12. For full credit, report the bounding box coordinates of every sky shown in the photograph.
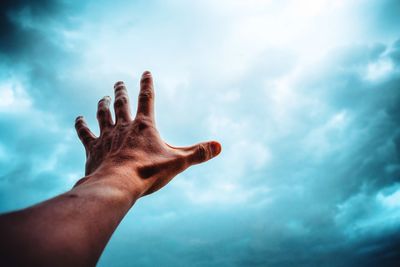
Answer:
[0,0,400,266]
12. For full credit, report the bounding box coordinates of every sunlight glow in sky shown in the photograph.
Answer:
[1,0,400,266]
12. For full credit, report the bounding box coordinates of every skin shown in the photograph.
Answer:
[0,71,221,267]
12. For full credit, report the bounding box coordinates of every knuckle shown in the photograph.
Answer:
[117,110,128,120]
[135,114,146,122]
[135,117,152,131]
[138,89,153,101]
[114,96,129,108]
[137,121,149,131]
[141,76,152,84]
[97,105,110,118]
[82,136,92,146]
[75,119,85,128]
[77,128,89,137]
[196,144,208,162]
[97,108,106,118]
[114,86,126,95]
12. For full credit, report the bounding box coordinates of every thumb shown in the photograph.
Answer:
[184,141,222,166]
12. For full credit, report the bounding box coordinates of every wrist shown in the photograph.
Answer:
[73,164,146,205]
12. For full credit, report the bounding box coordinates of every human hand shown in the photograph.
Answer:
[74,71,221,197]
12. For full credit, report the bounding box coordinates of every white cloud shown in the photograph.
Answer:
[174,177,270,205]
[364,58,395,81]
[377,186,400,208]
[0,80,32,112]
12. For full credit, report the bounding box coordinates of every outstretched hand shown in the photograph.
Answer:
[0,71,221,267]
[74,71,221,196]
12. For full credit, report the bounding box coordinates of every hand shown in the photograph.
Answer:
[74,71,221,196]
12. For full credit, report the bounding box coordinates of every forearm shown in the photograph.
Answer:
[0,169,142,267]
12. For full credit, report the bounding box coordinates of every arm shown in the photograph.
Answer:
[0,71,221,267]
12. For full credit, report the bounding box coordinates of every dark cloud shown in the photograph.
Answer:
[0,0,97,115]
[0,0,62,59]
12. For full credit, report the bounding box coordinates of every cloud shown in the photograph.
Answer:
[0,0,60,57]
[0,1,399,266]
[0,78,81,210]
[0,79,32,111]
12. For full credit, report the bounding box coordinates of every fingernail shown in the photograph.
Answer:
[75,115,84,122]
[210,141,222,156]
[99,96,111,105]
[114,81,124,88]
[142,71,152,77]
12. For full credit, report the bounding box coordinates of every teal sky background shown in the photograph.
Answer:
[0,0,400,266]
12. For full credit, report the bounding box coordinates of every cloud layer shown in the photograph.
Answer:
[0,0,399,266]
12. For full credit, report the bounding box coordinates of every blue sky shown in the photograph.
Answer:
[1,0,400,266]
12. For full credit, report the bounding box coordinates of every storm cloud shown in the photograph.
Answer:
[0,1,399,266]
